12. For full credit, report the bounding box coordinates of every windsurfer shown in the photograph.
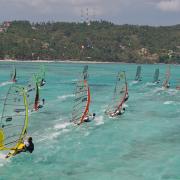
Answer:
[84,113,96,122]
[23,137,34,153]
[5,137,34,158]
[37,99,45,109]
[40,79,46,87]
[116,107,125,115]
[110,108,125,117]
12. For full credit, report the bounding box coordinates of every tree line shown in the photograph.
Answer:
[0,20,180,63]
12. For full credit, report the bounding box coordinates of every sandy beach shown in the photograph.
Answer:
[0,59,121,64]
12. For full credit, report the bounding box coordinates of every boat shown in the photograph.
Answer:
[134,65,142,81]
[162,65,170,88]
[105,71,128,117]
[0,84,29,158]
[71,65,91,125]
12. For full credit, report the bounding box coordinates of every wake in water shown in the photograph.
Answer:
[0,81,13,87]
[129,80,139,86]
[35,119,72,143]
[57,94,74,101]
[145,82,157,87]
[94,115,104,126]
[54,121,72,130]
[163,101,175,105]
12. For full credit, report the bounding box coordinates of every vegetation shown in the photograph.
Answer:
[0,20,180,63]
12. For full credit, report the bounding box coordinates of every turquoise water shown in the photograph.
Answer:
[0,62,180,180]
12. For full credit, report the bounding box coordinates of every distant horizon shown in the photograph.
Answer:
[0,0,180,26]
[0,19,180,27]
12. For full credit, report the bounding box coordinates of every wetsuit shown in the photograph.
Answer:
[24,141,34,153]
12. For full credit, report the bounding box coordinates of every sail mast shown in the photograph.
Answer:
[71,65,90,125]
[105,71,128,117]
[162,65,170,88]
[0,85,28,151]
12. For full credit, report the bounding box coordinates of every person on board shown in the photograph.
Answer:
[155,80,160,84]
[84,113,96,122]
[40,79,46,87]
[42,98,45,105]
[117,107,125,115]
[37,98,45,109]
[5,137,34,158]
[111,107,125,117]
[23,137,34,153]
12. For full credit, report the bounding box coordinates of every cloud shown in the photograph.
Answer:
[0,0,179,25]
[157,0,180,12]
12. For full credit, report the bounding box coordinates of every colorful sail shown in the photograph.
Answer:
[27,79,40,111]
[153,68,160,83]
[105,71,128,117]
[34,66,46,87]
[162,65,170,88]
[0,84,28,152]
[11,66,17,82]
[71,66,91,125]
[135,65,142,81]
[34,83,39,111]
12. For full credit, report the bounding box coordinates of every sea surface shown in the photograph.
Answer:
[0,62,180,180]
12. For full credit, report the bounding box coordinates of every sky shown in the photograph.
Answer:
[0,0,180,26]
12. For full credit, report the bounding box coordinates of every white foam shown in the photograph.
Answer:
[145,82,156,86]
[167,89,178,95]
[164,101,174,105]
[57,94,74,101]
[0,153,6,165]
[0,81,12,87]
[54,122,71,130]
[153,87,164,93]
[123,103,128,108]
[129,81,138,86]
[51,131,61,138]
[0,153,5,159]
[84,131,90,136]
[95,115,104,126]
[72,79,78,82]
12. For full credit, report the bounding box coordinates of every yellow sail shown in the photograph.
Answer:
[0,85,28,151]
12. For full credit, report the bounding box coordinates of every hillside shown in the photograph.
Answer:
[0,20,180,63]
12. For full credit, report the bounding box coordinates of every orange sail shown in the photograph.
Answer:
[71,65,91,125]
[80,81,91,124]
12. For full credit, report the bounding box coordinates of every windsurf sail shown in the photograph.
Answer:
[134,65,142,81]
[34,83,39,111]
[162,65,170,88]
[153,68,160,83]
[11,66,17,82]
[105,71,128,117]
[26,79,40,111]
[0,84,28,152]
[71,65,90,125]
[34,66,46,87]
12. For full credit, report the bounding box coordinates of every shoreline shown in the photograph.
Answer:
[0,59,124,64]
[0,59,179,65]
